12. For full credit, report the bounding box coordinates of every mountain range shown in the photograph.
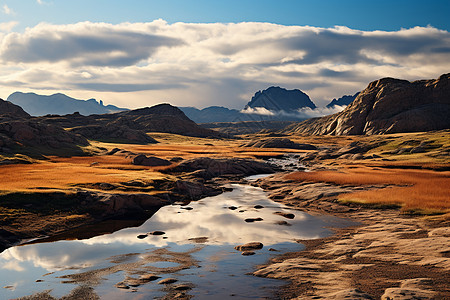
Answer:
[7,92,127,116]
[8,87,358,124]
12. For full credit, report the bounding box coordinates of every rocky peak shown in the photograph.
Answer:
[245,86,316,112]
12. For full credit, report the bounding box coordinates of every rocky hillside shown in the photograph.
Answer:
[39,103,222,141]
[283,73,450,135]
[245,86,316,112]
[7,92,127,116]
[0,99,89,158]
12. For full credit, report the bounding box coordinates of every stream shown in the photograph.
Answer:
[0,176,355,299]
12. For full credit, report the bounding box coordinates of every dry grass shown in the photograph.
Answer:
[0,157,173,194]
[285,166,450,213]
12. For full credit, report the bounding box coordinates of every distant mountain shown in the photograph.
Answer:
[283,73,450,135]
[245,86,316,112]
[7,92,128,116]
[326,92,359,108]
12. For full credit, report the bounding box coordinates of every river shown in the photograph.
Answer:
[0,178,355,299]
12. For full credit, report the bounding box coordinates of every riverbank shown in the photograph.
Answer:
[252,171,450,299]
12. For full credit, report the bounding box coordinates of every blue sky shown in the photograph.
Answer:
[3,0,450,31]
[0,0,449,110]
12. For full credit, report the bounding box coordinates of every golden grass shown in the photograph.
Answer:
[285,166,450,213]
[0,157,173,194]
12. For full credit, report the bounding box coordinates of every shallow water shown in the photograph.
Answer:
[0,183,355,299]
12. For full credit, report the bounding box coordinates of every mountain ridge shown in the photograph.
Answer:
[282,73,450,135]
[7,92,128,116]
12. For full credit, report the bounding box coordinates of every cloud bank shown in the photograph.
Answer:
[241,105,346,119]
[0,20,449,109]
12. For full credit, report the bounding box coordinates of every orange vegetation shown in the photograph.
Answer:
[0,156,172,193]
[285,166,450,213]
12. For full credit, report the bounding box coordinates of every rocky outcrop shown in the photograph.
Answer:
[284,73,450,135]
[0,118,89,156]
[242,138,317,150]
[245,86,316,112]
[132,154,171,166]
[166,157,276,179]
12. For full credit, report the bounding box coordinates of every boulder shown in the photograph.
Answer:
[242,138,317,150]
[234,242,263,251]
[132,154,171,167]
[166,157,276,179]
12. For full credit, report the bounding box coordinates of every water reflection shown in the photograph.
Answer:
[0,184,355,299]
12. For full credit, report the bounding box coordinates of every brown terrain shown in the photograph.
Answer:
[1,73,450,299]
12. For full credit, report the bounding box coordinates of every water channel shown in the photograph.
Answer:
[0,177,355,299]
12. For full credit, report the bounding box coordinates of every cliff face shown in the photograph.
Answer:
[283,73,450,135]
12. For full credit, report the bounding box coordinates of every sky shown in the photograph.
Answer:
[0,0,449,109]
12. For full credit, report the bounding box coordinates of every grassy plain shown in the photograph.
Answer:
[0,130,449,248]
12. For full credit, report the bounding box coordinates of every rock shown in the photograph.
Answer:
[188,237,208,243]
[170,156,183,162]
[139,274,160,282]
[241,251,256,256]
[235,242,263,251]
[148,231,165,236]
[275,220,291,226]
[173,284,192,291]
[273,211,295,219]
[283,73,450,135]
[124,278,142,287]
[242,138,317,150]
[244,217,263,223]
[158,278,178,284]
[115,282,130,289]
[132,154,171,166]
[328,288,373,299]
[175,180,222,200]
[96,193,169,216]
[228,206,238,210]
[137,234,147,239]
[180,206,193,210]
[381,278,436,300]
[166,157,276,179]
[254,205,264,209]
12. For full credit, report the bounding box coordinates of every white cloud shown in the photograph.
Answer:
[241,105,347,119]
[0,21,18,32]
[0,20,449,109]
[241,107,275,116]
[2,4,14,15]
